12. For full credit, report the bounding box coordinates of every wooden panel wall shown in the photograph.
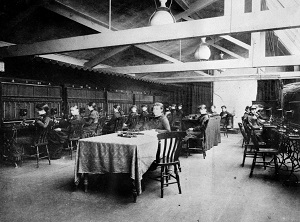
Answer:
[1,81,62,121]
[107,92,133,115]
[135,94,154,111]
[65,87,105,116]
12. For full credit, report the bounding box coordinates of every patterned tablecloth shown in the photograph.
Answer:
[74,130,158,194]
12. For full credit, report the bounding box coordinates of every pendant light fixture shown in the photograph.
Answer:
[220,52,224,59]
[194,37,211,61]
[149,0,176,26]
[218,52,226,73]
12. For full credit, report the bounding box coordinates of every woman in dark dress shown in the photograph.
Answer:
[189,104,209,133]
[102,104,123,134]
[144,102,171,133]
[83,102,99,136]
[125,105,139,130]
[50,106,85,158]
[139,104,149,129]
[18,103,54,157]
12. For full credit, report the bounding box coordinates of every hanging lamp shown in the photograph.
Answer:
[149,0,176,26]
[194,37,211,61]
[218,52,226,73]
[220,52,224,59]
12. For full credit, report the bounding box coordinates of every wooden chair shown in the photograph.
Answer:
[249,129,279,178]
[22,126,51,168]
[65,122,84,160]
[185,119,209,159]
[113,117,125,132]
[127,115,139,130]
[220,117,228,137]
[93,116,106,136]
[239,122,266,167]
[152,131,186,198]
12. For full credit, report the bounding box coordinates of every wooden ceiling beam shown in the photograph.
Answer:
[84,46,131,68]
[101,54,300,74]
[174,0,203,19]
[219,35,251,50]
[1,6,300,57]
[36,54,110,69]
[44,1,211,76]
[207,42,245,59]
[0,41,113,69]
[44,1,113,33]
[174,0,219,21]
[175,0,251,56]
[106,59,252,74]
[155,71,300,83]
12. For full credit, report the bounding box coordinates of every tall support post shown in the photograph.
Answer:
[224,0,232,16]
[250,0,266,67]
[231,0,245,15]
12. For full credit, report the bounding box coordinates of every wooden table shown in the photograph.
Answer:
[74,131,158,202]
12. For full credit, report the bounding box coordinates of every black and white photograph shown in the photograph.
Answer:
[0,0,300,221]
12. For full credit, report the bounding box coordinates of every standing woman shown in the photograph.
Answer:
[83,102,99,136]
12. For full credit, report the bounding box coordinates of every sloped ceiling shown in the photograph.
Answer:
[0,0,299,83]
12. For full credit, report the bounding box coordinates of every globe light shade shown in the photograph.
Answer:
[194,37,211,60]
[149,0,175,26]
[150,7,176,26]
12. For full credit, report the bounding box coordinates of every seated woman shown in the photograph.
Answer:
[140,104,149,121]
[242,106,251,124]
[220,105,234,128]
[172,103,184,130]
[102,104,123,134]
[48,105,84,159]
[209,105,219,117]
[176,104,184,120]
[18,103,54,156]
[189,104,209,134]
[137,104,149,130]
[53,106,85,136]
[169,104,177,126]
[143,102,171,133]
[247,105,265,141]
[83,102,99,136]
[185,104,209,149]
[125,105,139,130]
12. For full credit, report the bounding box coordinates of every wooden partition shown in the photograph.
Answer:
[154,95,170,103]
[107,92,133,115]
[65,87,105,116]
[135,94,154,111]
[0,81,62,122]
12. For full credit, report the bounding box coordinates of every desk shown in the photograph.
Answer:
[0,124,35,166]
[269,128,300,183]
[182,116,221,151]
[74,131,158,202]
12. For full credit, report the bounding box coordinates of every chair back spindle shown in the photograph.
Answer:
[34,126,50,146]
[157,132,186,164]
[238,122,250,144]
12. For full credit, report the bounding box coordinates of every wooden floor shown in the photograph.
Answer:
[1,133,300,222]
